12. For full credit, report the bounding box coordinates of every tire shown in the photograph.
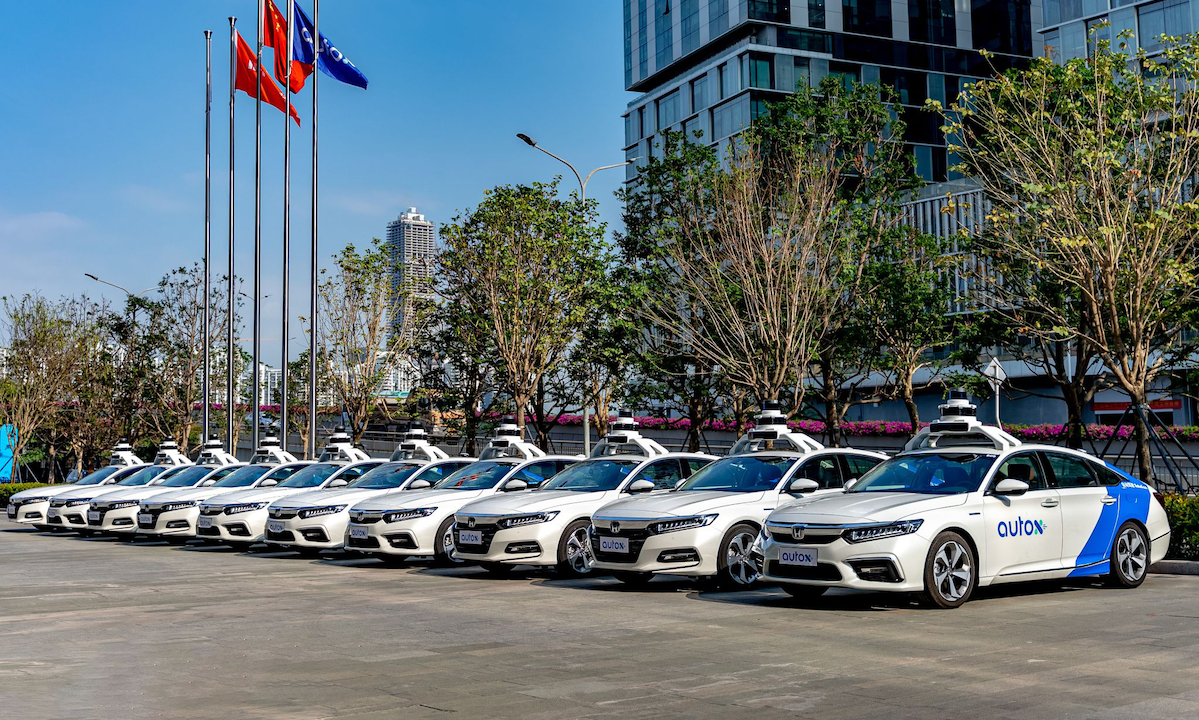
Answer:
[556,520,595,577]
[480,561,515,575]
[920,531,976,609]
[612,571,654,587]
[716,523,761,589]
[433,518,462,566]
[1106,521,1149,588]
[781,584,828,603]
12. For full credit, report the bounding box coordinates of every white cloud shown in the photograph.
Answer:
[0,209,86,242]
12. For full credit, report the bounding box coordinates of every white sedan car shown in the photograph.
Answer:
[195,461,380,546]
[266,458,473,555]
[7,465,129,528]
[89,465,242,535]
[455,453,714,576]
[347,456,577,565]
[591,448,886,588]
[48,464,174,533]
[137,463,306,540]
[759,396,1173,607]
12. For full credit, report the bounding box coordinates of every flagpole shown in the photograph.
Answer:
[204,29,213,447]
[281,0,294,455]
[227,18,237,454]
[308,0,320,459]
[253,0,263,451]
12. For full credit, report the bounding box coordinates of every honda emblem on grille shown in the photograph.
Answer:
[467,517,476,529]
[610,521,620,533]
[791,526,805,540]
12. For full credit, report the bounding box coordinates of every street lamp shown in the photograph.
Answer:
[84,274,157,298]
[516,133,636,455]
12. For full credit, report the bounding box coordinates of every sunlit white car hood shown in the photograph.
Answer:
[12,485,80,501]
[52,485,137,501]
[350,488,489,512]
[770,492,968,525]
[595,490,767,520]
[461,489,609,516]
[91,485,190,503]
[142,486,244,504]
[271,487,398,508]
[203,486,313,506]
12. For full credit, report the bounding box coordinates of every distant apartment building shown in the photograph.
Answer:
[384,207,436,340]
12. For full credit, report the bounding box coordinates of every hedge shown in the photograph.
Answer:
[0,483,51,508]
[1163,494,1199,561]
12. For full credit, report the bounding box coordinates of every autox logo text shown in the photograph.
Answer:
[998,517,1047,537]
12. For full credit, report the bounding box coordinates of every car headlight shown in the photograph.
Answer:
[384,507,437,523]
[66,499,91,507]
[225,502,269,514]
[843,519,924,544]
[300,505,347,519]
[19,496,50,504]
[107,501,139,510]
[497,511,559,529]
[163,501,196,512]
[649,514,717,534]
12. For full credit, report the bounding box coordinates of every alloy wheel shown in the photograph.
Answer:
[1116,527,1147,582]
[442,526,462,563]
[724,529,760,586]
[565,526,594,574]
[932,540,972,602]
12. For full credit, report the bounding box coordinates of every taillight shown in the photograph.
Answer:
[1152,490,1166,509]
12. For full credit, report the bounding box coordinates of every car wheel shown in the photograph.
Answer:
[433,518,462,566]
[612,571,654,587]
[480,561,515,575]
[1107,521,1149,588]
[556,520,595,577]
[717,523,761,589]
[781,584,828,603]
[921,531,976,609]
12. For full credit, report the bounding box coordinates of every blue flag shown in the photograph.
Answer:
[293,2,369,90]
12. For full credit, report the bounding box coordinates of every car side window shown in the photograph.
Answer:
[685,459,710,476]
[844,454,882,480]
[512,461,560,488]
[556,460,577,475]
[795,456,843,489]
[633,459,684,490]
[339,464,377,482]
[1042,452,1098,489]
[992,453,1048,491]
[1092,462,1127,487]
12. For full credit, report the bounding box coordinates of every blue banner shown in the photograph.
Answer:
[293,2,369,90]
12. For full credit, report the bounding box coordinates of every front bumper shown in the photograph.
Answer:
[194,508,268,543]
[589,522,716,577]
[264,510,349,549]
[88,505,143,533]
[453,518,564,566]
[47,502,95,530]
[7,499,51,525]
[137,506,199,536]
[344,514,441,556]
[758,526,930,592]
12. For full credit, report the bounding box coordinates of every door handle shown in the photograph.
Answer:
[1040,499,1059,508]
[1100,497,1117,505]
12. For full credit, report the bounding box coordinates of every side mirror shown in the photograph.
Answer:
[202,479,217,487]
[626,478,655,494]
[843,477,859,491]
[407,479,432,490]
[259,478,278,487]
[673,477,687,490]
[788,478,820,495]
[328,478,349,488]
[992,478,1029,496]
[502,478,528,492]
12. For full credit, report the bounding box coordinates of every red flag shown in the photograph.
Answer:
[264,0,313,93]
[235,31,300,126]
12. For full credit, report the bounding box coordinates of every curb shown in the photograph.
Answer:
[1149,559,1199,576]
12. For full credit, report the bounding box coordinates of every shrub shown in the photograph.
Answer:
[1163,494,1199,561]
[0,483,52,508]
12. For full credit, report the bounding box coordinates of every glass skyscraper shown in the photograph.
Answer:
[1038,0,1195,61]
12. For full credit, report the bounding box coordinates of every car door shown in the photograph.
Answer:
[628,458,684,491]
[980,452,1064,578]
[1042,451,1116,570]
[788,455,844,500]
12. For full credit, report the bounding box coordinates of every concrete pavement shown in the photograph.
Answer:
[2,526,1198,720]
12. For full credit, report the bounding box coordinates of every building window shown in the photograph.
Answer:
[1042,0,1083,26]
[809,0,826,27]
[748,0,792,23]
[680,0,701,55]
[971,0,1033,56]
[909,0,956,44]
[638,0,649,78]
[1041,29,1060,59]
[794,56,811,88]
[711,97,748,139]
[683,115,705,142]
[743,52,774,90]
[879,67,928,105]
[638,106,648,136]
[691,75,709,112]
[624,0,633,87]
[778,28,834,52]
[843,0,893,38]
[657,89,682,130]
[625,113,637,146]
[710,0,730,37]
[1086,17,1112,55]
[718,62,731,98]
[1139,0,1191,53]
[655,0,674,70]
[828,61,861,89]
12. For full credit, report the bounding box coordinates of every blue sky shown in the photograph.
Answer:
[1,1,629,362]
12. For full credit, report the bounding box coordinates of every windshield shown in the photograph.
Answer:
[677,456,798,493]
[541,459,639,492]
[117,465,169,487]
[850,452,997,495]
[213,465,271,488]
[432,461,516,491]
[349,462,423,489]
[73,466,121,486]
[277,463,339,489]
[158,466,216,488]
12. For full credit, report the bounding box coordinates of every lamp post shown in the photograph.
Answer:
[515,133,634,455]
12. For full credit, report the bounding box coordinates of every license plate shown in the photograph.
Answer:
[458,529,482,544]
[6,506,15,518]
[268,521,284,533]
[349,525,368,539]
[779,548,818,566]
[138,513,154,525]
[87,510,100,522]
[198,516,214,529]
[599,536,629,553]
[48,508,59,518]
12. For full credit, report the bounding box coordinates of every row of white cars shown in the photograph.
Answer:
[6,396,1173,608]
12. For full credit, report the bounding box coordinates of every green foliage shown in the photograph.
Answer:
[0,483,51,508]
[1163,494,1199,561]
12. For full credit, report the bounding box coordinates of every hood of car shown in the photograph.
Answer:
[12,485,79,501]
[595,490,766,520]
[52,485,131,501]
[769,491,968,525]
[350,488,488,512]
[460,489,609,516]
[92,486,181,503]
[203,487,306,506]
[141,486,231,504]
[270,487,393,508]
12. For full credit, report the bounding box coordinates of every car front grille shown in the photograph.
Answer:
[350,511,383,524]
[766,560,843,581]
[454,521,499,552]
[87,509,107,526]
[347,535,381,549]
[268,508,299,520]
[767,528,843,545]
[197,525,221,536]
[138,509,163,529]
[266,528,295,542]
[589,526,651,564]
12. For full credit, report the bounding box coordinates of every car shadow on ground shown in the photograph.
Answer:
[1,526,43,533]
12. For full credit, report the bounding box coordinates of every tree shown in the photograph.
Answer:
[437,180,608,442]
[319,238,416,444]
[272,346,332,458]
[939,33,1199,480]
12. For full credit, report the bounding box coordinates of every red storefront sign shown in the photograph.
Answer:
[1092,399,1182,412]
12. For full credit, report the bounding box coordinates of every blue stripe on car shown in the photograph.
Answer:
[1067,465,1151,577]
